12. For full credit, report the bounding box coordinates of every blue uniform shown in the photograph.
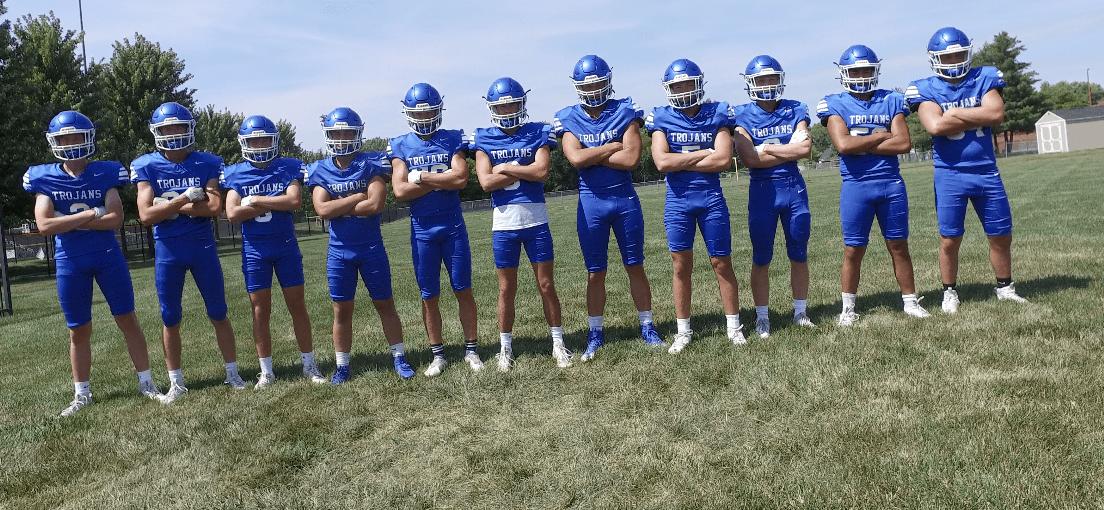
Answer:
[305,152,393,301]
[388,130,473,299]
[733,99,812,266]
[817,90,911,246]
[23,161,136,328]
[905,66,1011,237]
[470,122,558,269]
[645,102,736,257]
[130,151,227,327]
[553,97,647,272]
[220,158,306,293]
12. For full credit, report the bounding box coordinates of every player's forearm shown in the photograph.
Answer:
[690,149,734,173]
[564,143,621,169]
[948,106,1004,128]
[352,194,385,216]
[477,172,519,192]
[392,180,432,202]
[249,194,300,212]
[653,151,708,173]
[500,163,549,183]
[38,211,95,235]
[868,133,912,156]
[313,195,359,219]
[763,140,811,161]
[139,196,188,225]
[834,132,891,155]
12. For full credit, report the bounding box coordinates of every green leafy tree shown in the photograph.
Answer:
[973,32,1048,152]
[906,113,932,152]
[808,123,834,162]
[1039,81,1103,111]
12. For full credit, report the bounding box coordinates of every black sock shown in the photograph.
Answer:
[464,340,478,354]
[943,282,957,291]
[996,278,1012,288]
[431,344,445,359]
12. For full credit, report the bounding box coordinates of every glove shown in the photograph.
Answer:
[183,186,206,202]
[241,196,256,207]
[407,170,423,184]
[93,206,106,218]
[153,197,168,206]
[754,144,766,154]
[789,129,809,143]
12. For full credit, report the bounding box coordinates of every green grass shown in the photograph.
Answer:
[2,149,1103,508]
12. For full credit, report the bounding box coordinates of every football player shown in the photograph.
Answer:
[307,107,413,382]
[389,83,484,376]
[732,55,816,339]
[26,111,165,416]
[817,45,931,325]
[471,77,570,371]
[221,115,325,388]
[646,59,744,354]
[905,27,1026,312]
[552,55,664,361]
[132,102,242,403]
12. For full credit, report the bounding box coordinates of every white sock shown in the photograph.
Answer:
[755,306,769,320]
[551,326,564,346]
[335,351,351,367]
[588,316,603,330]
[725,314,741,330]
[389,343,405,357]
[793,299,807,316]
[169,369,184,386]
[499,332,513,350]
[676,318,691,334]
[225,361,239,376]
[259,357,274,375]
[842,293,857,309]
[75,381,91,396]
[902,293,918,307]
[136,370,152,384]
[300,351,315,366]
[638,310,653,325]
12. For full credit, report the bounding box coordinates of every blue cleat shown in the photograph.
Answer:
[330,365,351,385]
[641,323,665,347]
[394,354,415,380]
[580,328,604,362]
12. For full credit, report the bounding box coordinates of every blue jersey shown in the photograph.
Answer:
[645,102,735,189]
[387,129,466,218]
[732,99,810,180]
[470,122,557,208]
[130,151,222,239]
[816,89,908,181]
[220,158,304,240]
[552,97,644,192]
[23,161,128,259]
[905,66,1006,171]
[306,152,391,247]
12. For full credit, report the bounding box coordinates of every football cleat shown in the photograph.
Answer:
[756,317,771,339]
[942,288,960,314]
[161,383,189,404]
[303,362,327,384]
[393,354,415,380]
[793,312,816,328]
[903,298,931,318]
[641,323,665,347]
[330,365,351,386]
[464,351,485,372]
[495,346,514,372]
[668,331,692,354]
[60,393,92,417]
[552,344,573,368]
[838,307,859,326]
[581,328,604,361]
[224,372,247,390]
[729,327,747,346]
[254,372,276,390]
[138,380,164,401]
[424,357,448,377]
[994,283,1028,303]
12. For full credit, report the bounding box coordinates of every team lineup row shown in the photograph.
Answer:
[28,26,1027,417]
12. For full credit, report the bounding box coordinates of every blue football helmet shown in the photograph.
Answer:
[743,55,785,101]
[402,83,444,136]
[836,45,881,93]
[237,115,280,163]
[46,111,97,160]
[928,27,972,79]
[321,107,364,155]
[662,59,705,109]
[149,102,196,150]
[485,77,529,129]
[572,55,614,107]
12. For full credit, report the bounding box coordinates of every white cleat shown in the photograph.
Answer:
[755,318,771,339]
[463,351,484,372]
[994,283,1028,303]
[303,362,327,384]
[838,307,859,326]
[942,289,960,314]
[224,372,247,390]
[254,373,276,390]
[552,345,573,368]
[792,312,816,328]
[60,393,92,417]
[138,380,164,401]
[424,357,448,377]
[161,383,188,404]
[903,298,931,318]
[728,328,747,346]
[668,331,692,354]
[495,347,514,372]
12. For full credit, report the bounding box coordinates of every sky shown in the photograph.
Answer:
[5,0,1103,151]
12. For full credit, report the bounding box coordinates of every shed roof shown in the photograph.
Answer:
[1051,104,1104,124]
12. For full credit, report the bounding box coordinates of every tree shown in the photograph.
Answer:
[808,123,834,162]
[193,106,243,163]
[1039,81,1104,111]
[906,113,932,153]
[973,32,1048,152]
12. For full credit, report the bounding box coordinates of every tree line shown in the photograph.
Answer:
[1,2,1098,226]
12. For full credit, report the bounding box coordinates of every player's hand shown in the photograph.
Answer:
[789,129,809,143]
[153,197,168,206]
[241,196,256,207]
[407,170,423,184]
[754,144,766,154]
[93,206,106,218]
[183,186,207,202]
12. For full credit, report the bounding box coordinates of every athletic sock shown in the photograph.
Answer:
[943,282,957,291]
[136,370,152,384]
[755,306,769,320]
[464,340,478,354]
[431,344,445,359]
[793,299,807,317]
[335,351,351,368]
[842,292,857,309]
[725,314,740,330]
[300,351,315,366]
[551,326,564,347]
[75,381,91,396]
[902,293,918,307]
[588,316,603,331]
[169,369,184,386]
[996,278,1013,288]
[638,310,653,326]
[225,361,239,377]
[259,356,274,375]
[676,318,691,334]
[389,343,405,357]
[499,332,513,351]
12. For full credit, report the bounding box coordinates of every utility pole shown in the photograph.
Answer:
[78,0,87,73]
[1089,69,1093,106]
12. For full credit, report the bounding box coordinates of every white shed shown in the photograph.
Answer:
[1035,104,1104,154]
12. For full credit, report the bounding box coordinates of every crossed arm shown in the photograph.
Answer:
[311,176,388,220]
[733,120,812,169]
[34,187,125,236]
[225,181,303,223]
[561,121,643,171]
[916,88,1005,137]
[391,151,471,202]
[136,177,222,226]
[827,113,912,156]
[475,145,552,192]
[651,128,734,173]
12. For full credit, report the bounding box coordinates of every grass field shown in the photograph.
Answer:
[2,149,1103,508]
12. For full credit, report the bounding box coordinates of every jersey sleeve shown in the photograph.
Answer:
[796,102,812,127]
[982,66,1007,92]
[368,152,392,180]
[218,165,229,190]
[21,167,41,194]
[540,123,558,151]
[890,91,909,118]
[904,80,929,109]
[644,109,661,133]
[551,107,569,136]
[129,156,149,185]
[203,154,224,185]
